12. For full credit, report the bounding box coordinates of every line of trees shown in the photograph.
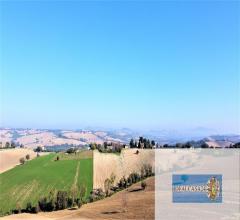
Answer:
[11,185,86,215]
[89,142,124,153]
[0,142,23,149]
[227,142,240,148]
[89,164,154,202]
[129,137,156,149]
[158,141,209,148]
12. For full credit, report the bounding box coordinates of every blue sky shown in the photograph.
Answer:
[0,1,239,133]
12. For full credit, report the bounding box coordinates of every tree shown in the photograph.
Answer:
[66,148,76,154]
[89,143,97,150]
[26,154,30,160]
[137,142,141,148]
[35,146,43,152]
[19,157,25,165]
[11,142,16,148]
[26,202,33,213]
[141,181,147,190]
[79,184,86,200]
[70,185,78,207]
[5,142,10,148]
[129,139,134,148]
[185,142,192,148]
[201,143,209,148]
[103,142,108,149]
[151,140,155,147]
[176,143,182,148]
[16,202,21,214]
[104,178,112,196]
[56,191,68,210]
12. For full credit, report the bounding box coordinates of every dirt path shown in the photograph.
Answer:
[73,161,80,187]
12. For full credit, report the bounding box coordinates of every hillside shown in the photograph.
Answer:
[94,149,155,189]
[0,129,126,149]
[0,149,38,173]
[0,152,93,216]
[1,177,154,220]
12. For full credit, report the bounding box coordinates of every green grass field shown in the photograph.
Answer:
[0,151,93,215]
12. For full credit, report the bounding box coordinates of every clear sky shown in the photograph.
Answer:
[0,1,239,133]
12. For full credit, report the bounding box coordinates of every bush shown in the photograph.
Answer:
[141,164,153,178]
[66,148,76,154]
[89,188,105,202]
[19,157,25,165]
[31,204,40,213]
[38,196,55,212]
[56,191,68,210]
[141,181,147,190]
[26,202,32,213]
[35,146,43,152]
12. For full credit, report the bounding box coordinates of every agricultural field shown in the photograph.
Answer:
[0,149,39,173]
[93,149,155,189]
[0,151,93,216]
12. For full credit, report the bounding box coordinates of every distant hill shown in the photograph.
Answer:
[0,128,239,149]
[0,128,126,149]
[203,135,240,148]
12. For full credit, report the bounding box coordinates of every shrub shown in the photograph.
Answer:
[89,188,105,202]
[55,191,68,210]
[79,184,86,202]
[141,164,153,178]
[31,204,40,213]
[38,197,47,211]
[19,157,25,165]
[38,196,55,212]
[26,202,32,213]
[67,197,74,207]
[118,177,127,189]
[66,148,76,154]
[76,198,82,208]
[141,181,147,190]
[35,146,43,152]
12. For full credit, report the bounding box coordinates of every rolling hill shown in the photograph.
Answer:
[0,151,93,216]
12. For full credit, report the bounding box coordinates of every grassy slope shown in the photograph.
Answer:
[0,152,93,215]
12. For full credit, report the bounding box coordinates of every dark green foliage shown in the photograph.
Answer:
[89,188,106,202]
[38,196,55,212]
[35,146,43,152]
[130,137,155,149]
[66,148,77,154]
[56,191,68,210]
[229,142,240,148]
[130,139,134,148]
[90,142,124,153]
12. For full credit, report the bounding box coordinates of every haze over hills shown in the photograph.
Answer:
[0,128,239,149]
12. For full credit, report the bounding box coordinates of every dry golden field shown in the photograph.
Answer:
[93,149,155,189]
[0,149,38,173]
